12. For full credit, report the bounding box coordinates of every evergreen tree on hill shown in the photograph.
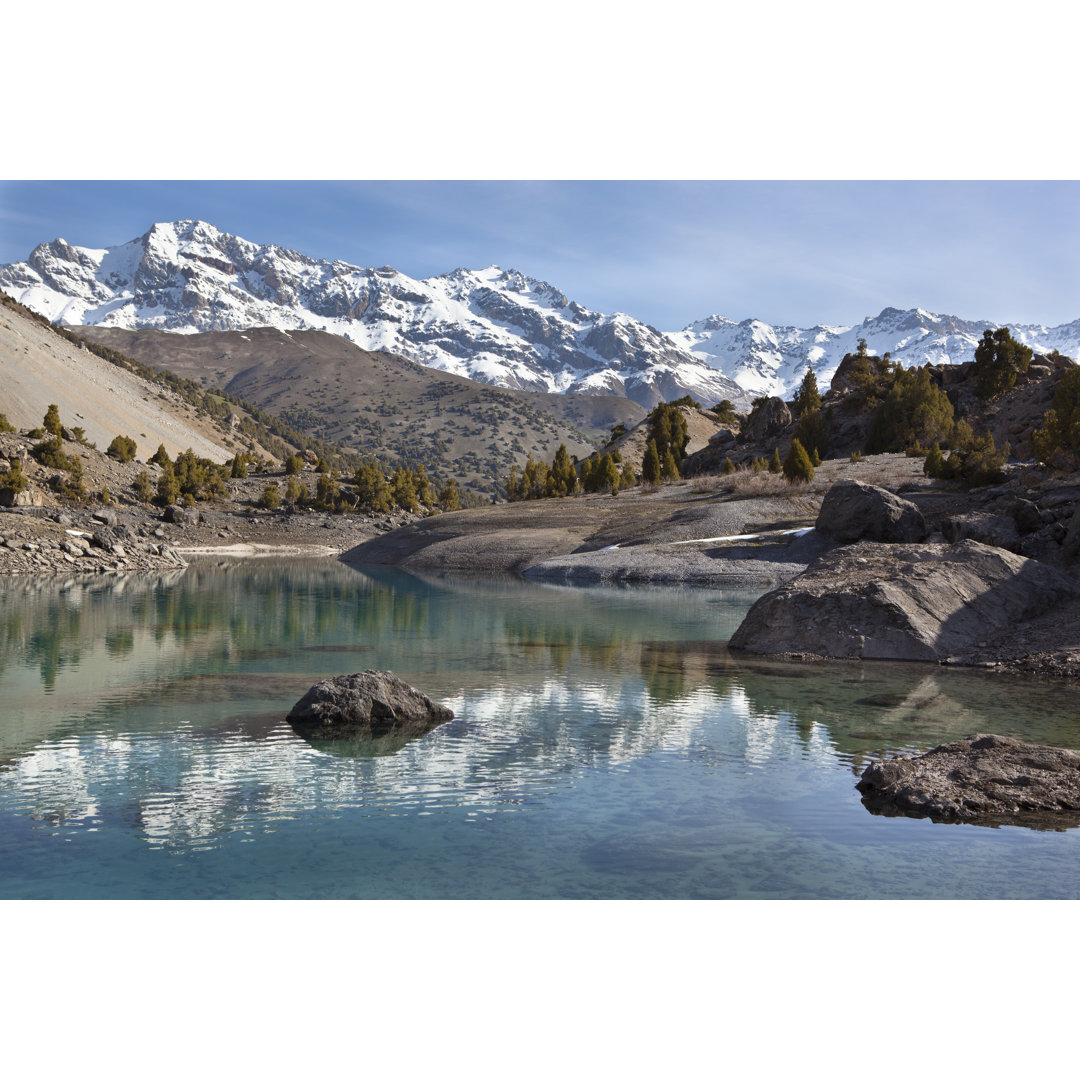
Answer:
[641,440,661,485]
[974,327,1032,400]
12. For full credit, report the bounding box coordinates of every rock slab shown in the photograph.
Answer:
[728,539,1080,662]
[287,670,453,740]
[815,479,927,543]
[857,734,1080,827]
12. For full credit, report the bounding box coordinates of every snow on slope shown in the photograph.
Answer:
[0,221,745,410]
[5,220,1079,406]
[670,305,1080,397]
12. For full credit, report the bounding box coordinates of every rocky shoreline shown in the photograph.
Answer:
[5,452,1080,680]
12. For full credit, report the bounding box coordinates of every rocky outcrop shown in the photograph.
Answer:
[740,397,791,443]
[0,508,188,574]
[815,480,927,543]
[163,504,201,526]
[856,734,1080,829]
[942,511,1021,552]
[286,670,453,741]
[728,539,1080,662]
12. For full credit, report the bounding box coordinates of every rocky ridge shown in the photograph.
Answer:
[0,220,746,410]
[8,218,1080,407]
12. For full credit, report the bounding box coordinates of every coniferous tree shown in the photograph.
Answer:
[647,402,690,467]
[391,466,419,512]
[1032,364,1080,460]
[132,471,154,502]
[866,366,954,454]
[641,440,661,485]
[783,437,814,483]
[974,327,1033,400]
[661,447,680,480]
[597,453,620,493]
[578,457,594,491]
[156,460,180,505]
[792,369,822,418]
[413,463,436,508]
[438,478,462,511]
[107,435,137,462]
[43,403,62,439]
[551,443,576,496]
[354,461,392,512]
[1,457,27,495]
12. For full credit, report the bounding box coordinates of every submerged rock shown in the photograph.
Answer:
[856,734,1080,829]
[815,480,926,544]
[287,670,453,741]
[728,539,1080,662]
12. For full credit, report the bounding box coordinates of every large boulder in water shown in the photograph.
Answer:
[287,670,453,740]
[815,480,926,544]
[856,734,1080,829]
[728,539,1080,662]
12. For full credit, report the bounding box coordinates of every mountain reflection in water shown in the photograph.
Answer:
[2,559,1080,898]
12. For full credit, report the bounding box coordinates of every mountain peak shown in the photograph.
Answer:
[3,218,1077,407]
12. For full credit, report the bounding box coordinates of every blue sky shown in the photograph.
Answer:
[2,179,1079,331]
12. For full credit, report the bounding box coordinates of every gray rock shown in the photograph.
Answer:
[1064,505,1080,560]
[92,508,119,526]
[815,480,927,543]
[856,734,1080,829]
[163,504,200,526]
[707,428,736,449]
[942,512,1022,553]
[287,670,454,740]
[728,539,1080,662]
[992,495,1042,534]
[0,487,47,508]
[741,396,791,443]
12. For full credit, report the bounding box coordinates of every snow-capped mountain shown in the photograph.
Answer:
[4,219,1078,405]
[670,306,1080,397]
[0,220,746,409]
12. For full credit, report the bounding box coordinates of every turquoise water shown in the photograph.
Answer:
[2,558,1080,899]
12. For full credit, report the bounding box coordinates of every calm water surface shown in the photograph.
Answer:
[2,557,1079,899]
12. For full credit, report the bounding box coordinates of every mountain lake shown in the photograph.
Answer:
[2,556,1080,900]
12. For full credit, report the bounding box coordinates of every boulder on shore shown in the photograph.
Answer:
[815,479,926,544]
[728,539,1080,662]
[287,670,453,740]
[856,734,1080,829]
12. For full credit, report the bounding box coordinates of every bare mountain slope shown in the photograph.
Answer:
[74,326,645,493]
[1,298,235,463]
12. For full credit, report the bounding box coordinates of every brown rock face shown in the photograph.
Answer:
[815,480,927,543]
[728,539,1080,662]
[287,670,454,740]
[856,734,1080,829]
